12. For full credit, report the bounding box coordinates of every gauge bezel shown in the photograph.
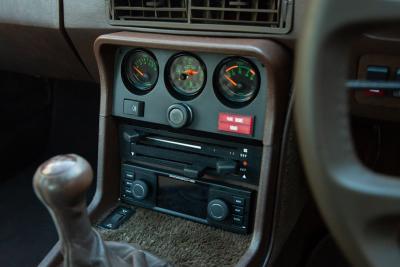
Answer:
[121,49,159,95]
[165,52,207,101]
[213,56,261,108]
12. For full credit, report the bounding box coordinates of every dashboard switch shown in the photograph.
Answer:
[364,66,389,96]
[218,122,253,135]
[218,113,254,135]
[123,99,144,116]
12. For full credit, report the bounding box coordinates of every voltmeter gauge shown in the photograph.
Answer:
[214,57,260,107]
[121,49,159,95]
[166,53,206,99]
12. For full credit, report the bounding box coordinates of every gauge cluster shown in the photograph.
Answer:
[113,47,267,140]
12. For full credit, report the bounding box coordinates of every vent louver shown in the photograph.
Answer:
[109,0,293,34]
[190,0,279,27]
[111,0,187,22]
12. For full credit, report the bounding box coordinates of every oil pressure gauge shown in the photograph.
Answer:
[166,53,207,100]
[214,57,260,107]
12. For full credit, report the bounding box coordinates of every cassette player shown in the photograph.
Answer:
[120,164,253,234]
[119,124,263,185]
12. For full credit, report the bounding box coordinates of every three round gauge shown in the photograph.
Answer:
[121,49,260,107]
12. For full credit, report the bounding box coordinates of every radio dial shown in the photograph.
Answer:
[131,180,149,200]
[207,199,229,221]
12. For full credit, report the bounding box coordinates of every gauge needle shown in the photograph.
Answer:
[224,75,237,87]
[133,66,145,77]
[183,69,199,76]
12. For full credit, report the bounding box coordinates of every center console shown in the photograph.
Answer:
[87,32,290,267]
[112,46,270,234]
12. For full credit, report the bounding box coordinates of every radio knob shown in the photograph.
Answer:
[207,199,229,221]
[167,104,193,128]
[131,180,149,200]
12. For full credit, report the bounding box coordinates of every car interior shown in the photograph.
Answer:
[1,0,400,267]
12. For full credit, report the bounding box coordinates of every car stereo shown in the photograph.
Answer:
[120,164,253,234]
[119,124,262,233]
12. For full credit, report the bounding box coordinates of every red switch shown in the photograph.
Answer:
[218,113,254,135]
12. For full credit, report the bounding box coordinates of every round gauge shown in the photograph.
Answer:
[214,57,260,107]
[121,49,159,95]
[166,53,206,99]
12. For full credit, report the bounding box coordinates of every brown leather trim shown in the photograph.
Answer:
[39,32,291,266]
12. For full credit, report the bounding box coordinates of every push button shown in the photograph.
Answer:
[123,99,144,117]
[232,206,244,215]
[124,171,135,180]
[123,186,133,195]
[218,113,254,136]
[233,215,244,225]
[364,66,389,96]
[123,180,133,187]
[233,196,245,206]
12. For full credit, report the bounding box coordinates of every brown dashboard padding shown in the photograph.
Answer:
[33,154,171,267]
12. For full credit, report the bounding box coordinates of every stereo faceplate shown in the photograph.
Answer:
[120,164,253,234]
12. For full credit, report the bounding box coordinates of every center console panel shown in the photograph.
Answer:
[112,44,270,234]
[106,35,282,236]
[61,32,292,267]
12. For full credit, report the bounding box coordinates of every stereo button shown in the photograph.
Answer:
[207,199,229,222]
[123,187,133,195]
[131,180,149,200]
[233,215,244,226]
[123,180,133,187]
[233,196,245,206]
[124,171,135,180]
[233,206,244,215]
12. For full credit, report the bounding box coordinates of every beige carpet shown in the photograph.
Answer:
[98,207,252,267]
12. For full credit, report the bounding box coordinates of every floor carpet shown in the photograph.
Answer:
[98,207,252,267]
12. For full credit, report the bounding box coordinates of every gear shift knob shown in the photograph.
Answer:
[33,154,94,255]
[34,154,171,267]
[33,154,93,208]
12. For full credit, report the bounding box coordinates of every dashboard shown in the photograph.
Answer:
[2,1,400,266]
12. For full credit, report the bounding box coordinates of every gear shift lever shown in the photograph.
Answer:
[33,154,170,267]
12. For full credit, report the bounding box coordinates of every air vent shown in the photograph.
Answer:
[190,0,280,27]
[110,0,187,22]
[109,0,293,34]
